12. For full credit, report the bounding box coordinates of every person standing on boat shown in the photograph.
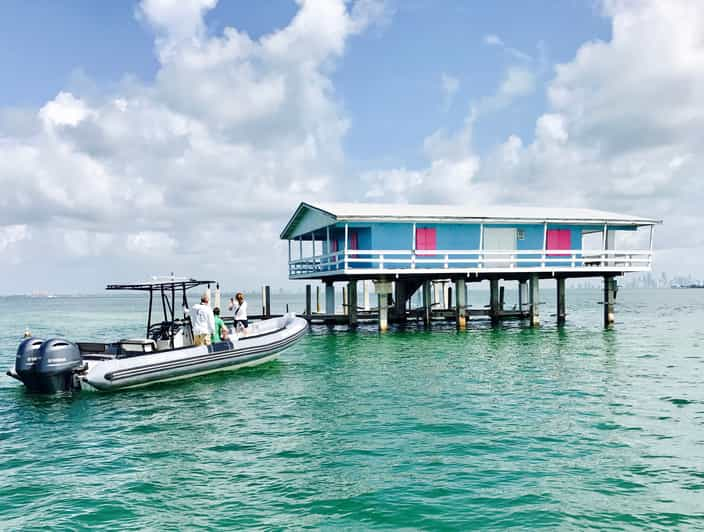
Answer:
[187,293,215,346]
[211,307,228,343]
[229,292,248,330]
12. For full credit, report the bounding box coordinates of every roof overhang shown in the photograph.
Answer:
[279,202,661,239]
[279,202,338,239]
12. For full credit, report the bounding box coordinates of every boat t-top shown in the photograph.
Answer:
[7,277,308,393]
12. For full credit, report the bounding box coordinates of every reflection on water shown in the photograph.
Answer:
[0,289,703,529]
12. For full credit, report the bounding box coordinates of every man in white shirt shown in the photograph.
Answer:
[229,292,248,330]
[187,293,215,346]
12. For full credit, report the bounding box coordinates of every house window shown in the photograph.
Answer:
[546,229,571,256]
[517,229,525,241]
[416,227,437,252]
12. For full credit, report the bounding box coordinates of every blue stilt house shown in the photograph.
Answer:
[280,202,660,328]
[281,202,658,278]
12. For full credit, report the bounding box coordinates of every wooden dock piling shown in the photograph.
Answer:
[422,280,432,325]
[455,278,466,330]
[529,275,540,327]
[348,281,358,327]
[325,281,335,324]
[604,275,616,327]
[490,279,500,324]
[518,280,528,314]
[264,285,271,318]
[556,277,566,325]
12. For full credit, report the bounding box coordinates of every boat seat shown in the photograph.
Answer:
[119,338,157,353]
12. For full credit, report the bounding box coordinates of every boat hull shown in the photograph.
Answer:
[82,316,307,391]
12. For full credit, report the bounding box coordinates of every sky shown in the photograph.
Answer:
[0,0,702,293]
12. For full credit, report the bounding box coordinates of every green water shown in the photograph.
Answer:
[1,289,704,530]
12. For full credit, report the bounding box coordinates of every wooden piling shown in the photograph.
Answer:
[455,278,466,330]
[325,281,335,324]
[518,280,528,315]
[393,280,408,322]
[378,294,388,331]
[348,281,358,327]
[490,279,500,324]
[422,280,432,325]
[264,285,271,318]
[556,277,566,325]
[604,275,616,327]
[316,286,321,313]
[529,274,540,327]
[342,286,348,315]
[374,280,392,332]
[305,284,312,318]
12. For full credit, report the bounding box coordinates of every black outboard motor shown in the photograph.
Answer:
[14,337,45,390]
[32,338,83,393]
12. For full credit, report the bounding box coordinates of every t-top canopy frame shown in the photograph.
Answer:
[106,277,217,340]
[106,277,215,292]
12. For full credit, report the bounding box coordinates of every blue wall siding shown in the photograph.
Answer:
[436,224,481,249]
[514,224,544,267]
[515,224,544,251]
[371,223,414,250]
[371,223,413,268]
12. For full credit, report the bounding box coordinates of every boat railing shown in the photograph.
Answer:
[288,248,653,276]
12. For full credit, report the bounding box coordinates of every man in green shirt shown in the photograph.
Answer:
[211,307,228,343]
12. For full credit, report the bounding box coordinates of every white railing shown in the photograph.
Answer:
[288,249,653,277]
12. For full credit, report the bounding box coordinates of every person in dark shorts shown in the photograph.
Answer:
[229,292,248,330]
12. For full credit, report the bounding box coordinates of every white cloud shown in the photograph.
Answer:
[483,33,532,62]
[0,225,29,252]
[0,0,387,291]
[39,92,93,128]
[484,34,503,47]
[362,113,480,203]
[126,231,177,255]
[473,66,537,114]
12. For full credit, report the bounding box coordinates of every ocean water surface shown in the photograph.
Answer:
[1,288,703,530]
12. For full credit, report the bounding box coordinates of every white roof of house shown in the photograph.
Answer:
[281,201,660,238]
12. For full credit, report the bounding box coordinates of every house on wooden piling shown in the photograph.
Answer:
[280,202,660,329]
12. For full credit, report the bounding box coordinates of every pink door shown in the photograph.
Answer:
[546,229,571,256]
[416,227,437,254]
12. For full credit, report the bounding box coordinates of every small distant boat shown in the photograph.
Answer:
[7,278,307,393]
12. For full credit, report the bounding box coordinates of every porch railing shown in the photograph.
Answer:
[288,248,653,277]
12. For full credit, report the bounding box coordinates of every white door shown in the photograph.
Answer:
[483,227,517,267]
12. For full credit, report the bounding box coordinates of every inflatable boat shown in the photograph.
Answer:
[7,278,308,392]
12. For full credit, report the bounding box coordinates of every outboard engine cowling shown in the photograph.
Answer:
[33,338,83,393]
[14,337,45,390]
